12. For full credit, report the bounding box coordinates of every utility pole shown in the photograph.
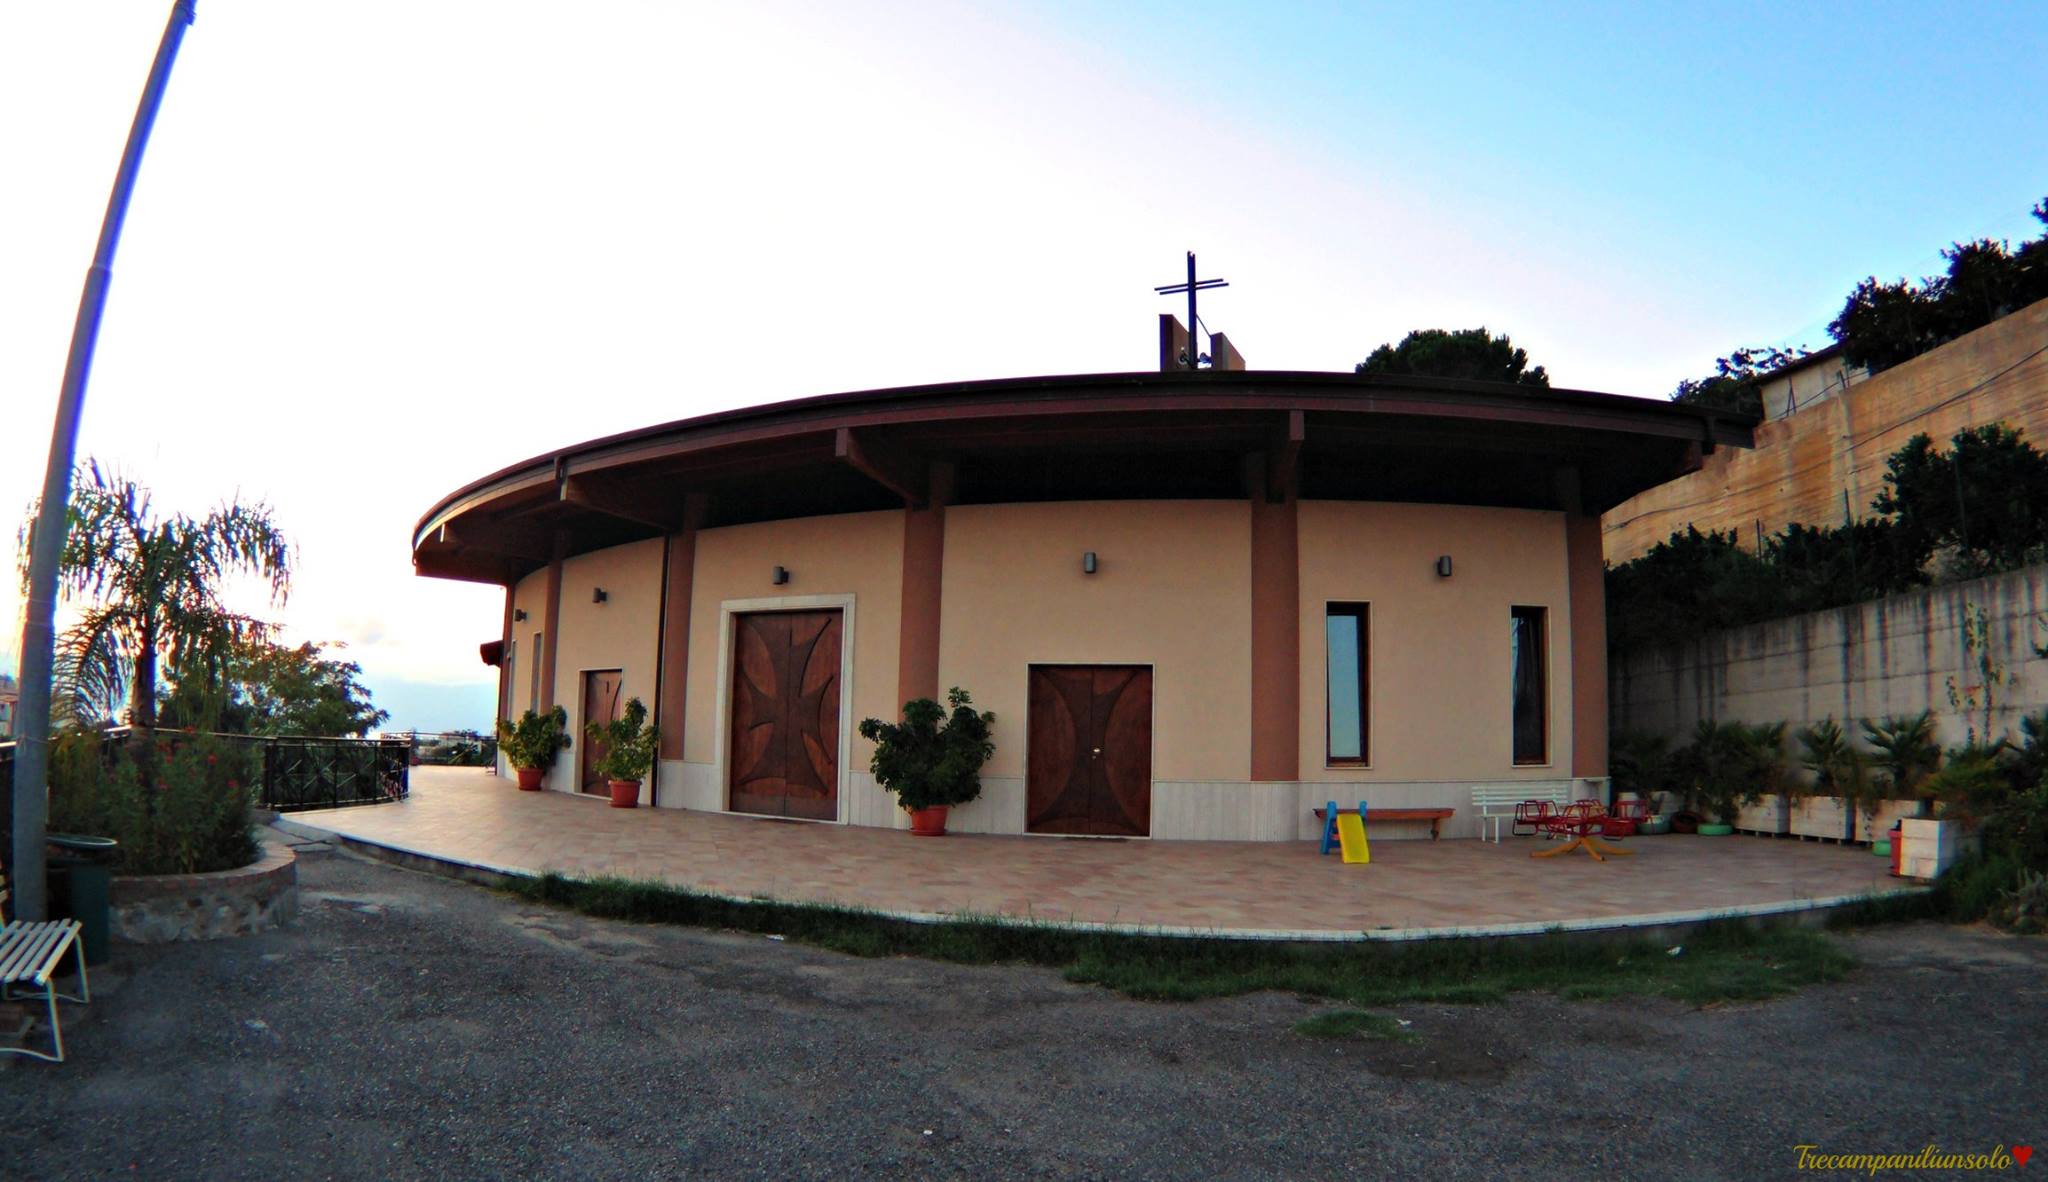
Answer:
[13,1,197,921]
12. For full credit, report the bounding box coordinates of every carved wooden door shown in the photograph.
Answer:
[579,669,623,794]
[728,611,842,820]
[1027,665,1152,836]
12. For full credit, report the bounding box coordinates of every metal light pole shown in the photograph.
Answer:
[12,1,197,921]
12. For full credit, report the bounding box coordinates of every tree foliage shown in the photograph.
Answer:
[1668,345,1809,418]
[160,638,388,738]
[18,462,292,729]
[1829,197,2048,371]
[1356,327,1550,387]
[1605,526,1784,650]
[47,729,258,875]
[1874,425,2048,577]
[1607,424,2048,650]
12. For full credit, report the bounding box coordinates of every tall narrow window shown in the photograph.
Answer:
[1326,603,1369,765]
[530,629,544,712]
[502,639,517,721]
[1511,606,1547,765]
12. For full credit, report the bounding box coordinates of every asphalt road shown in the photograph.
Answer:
[3,844,2043,1181]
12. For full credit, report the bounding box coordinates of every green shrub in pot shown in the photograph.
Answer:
[858,687,996,817]
[497,706,571,772]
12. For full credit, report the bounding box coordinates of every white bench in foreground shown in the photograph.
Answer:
[1,871,91,1064]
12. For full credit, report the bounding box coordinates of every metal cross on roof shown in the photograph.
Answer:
[1153,251,1228,369]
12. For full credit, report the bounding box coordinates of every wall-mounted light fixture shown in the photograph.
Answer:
[1435,555,1453,578]
[592,587,608,604]
[772,565,790,585]
[1082,551,1098,575]
[513,608,528,622]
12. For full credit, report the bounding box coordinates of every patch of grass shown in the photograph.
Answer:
[1293,1010,1415,1041]
[1826,850,2027,930]
[504,872,1856,1008]
[1064,920,1853,1007]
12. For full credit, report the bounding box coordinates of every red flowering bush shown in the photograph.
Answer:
[47,730,258,875]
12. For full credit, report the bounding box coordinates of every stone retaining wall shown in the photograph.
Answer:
[1612,562,2048,750]
[110,829,298,943]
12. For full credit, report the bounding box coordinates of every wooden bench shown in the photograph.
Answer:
[1,870,91,1064]
[1311,805,1455,840]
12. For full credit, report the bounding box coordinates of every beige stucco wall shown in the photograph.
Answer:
[507,567,549,718]
[938,500,1253,785]
[1297,501,1574,783]
[681,511,905,773]
[552,538,665,762]
[488,496,1594,838]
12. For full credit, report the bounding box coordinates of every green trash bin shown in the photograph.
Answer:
[47,833,120,965]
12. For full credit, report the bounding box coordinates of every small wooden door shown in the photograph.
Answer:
[728,610,843,820]
[1027,665,1152,836]
[579,669,623,794]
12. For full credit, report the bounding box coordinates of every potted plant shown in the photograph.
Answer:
[1909,734,2014,877]
[1859,713,1937,850]
[1677,719,1747,836]
[497,706,571,791]
[1793,717,1863,841]
[1732,721,1791,835]
[1609,729,1674,834]
[858,687,995,837]
[586,697,658,808]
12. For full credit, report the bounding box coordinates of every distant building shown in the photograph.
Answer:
[0,673,17,740]
[1754,345,1866,423]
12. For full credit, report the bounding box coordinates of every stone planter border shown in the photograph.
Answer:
[108,828,298,944]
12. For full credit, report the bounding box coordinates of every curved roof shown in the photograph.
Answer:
[413,369,1754,584]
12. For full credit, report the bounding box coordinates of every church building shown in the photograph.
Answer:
[414,322,1750,840]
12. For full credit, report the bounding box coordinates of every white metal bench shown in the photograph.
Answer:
[1,870,91,1064]
[1471,783,1574,844]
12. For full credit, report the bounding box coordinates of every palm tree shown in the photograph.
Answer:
[19,461,292,730]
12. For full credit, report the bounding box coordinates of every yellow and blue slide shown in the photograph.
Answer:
[1318,800,1371,865]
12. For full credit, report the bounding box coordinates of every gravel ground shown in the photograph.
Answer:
[2,842,2043,1181]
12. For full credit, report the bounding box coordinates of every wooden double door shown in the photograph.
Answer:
[1027,665,1152,836]
[728,610,843,820]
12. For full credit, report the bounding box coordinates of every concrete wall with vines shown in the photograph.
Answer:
[1613,561,2048,749]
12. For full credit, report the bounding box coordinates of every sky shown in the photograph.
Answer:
[3,1,2044,732]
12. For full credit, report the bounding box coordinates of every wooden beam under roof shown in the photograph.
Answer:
[1266,410,1304,503]
[834,427,926,506]
[558,473,687,531]
[436,519,555,564]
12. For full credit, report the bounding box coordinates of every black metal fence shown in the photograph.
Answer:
[0,729,416,815]
[256,735,411,812]
[397,730,497,768]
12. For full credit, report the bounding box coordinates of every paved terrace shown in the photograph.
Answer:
[285,767,1908,937]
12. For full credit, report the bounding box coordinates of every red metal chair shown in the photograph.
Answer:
[1532,801,1635,861]
[1513,799,1553,838]
[1605,798,1649,837]
[1534,801,1595,842]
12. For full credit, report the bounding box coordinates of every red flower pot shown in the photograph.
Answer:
[515,767,544,791]
[608,779,641,808]
[909,805,949,837]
